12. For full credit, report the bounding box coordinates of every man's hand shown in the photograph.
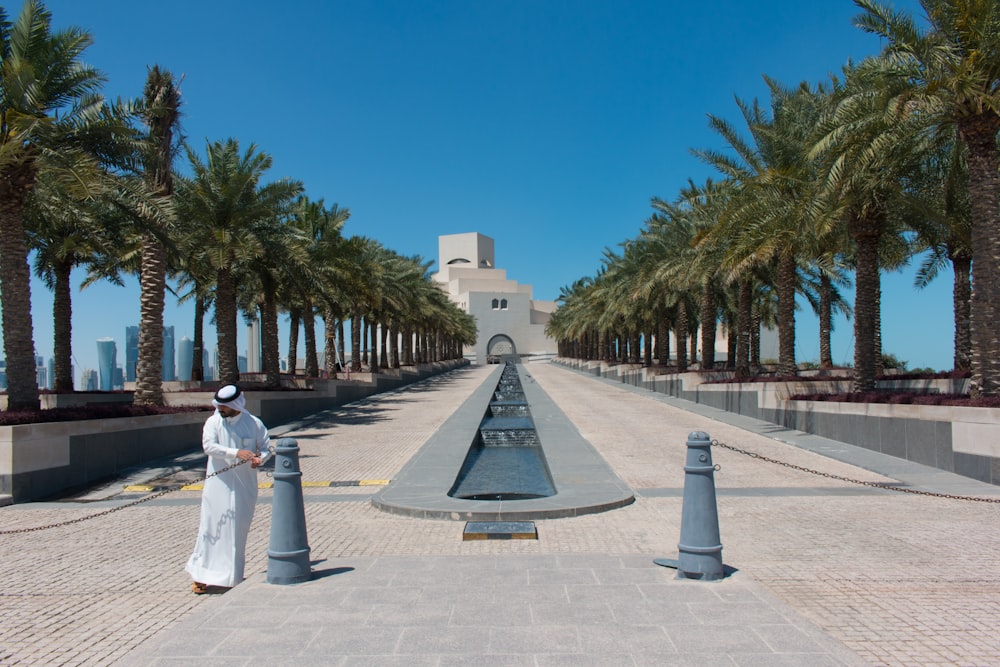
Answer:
[237,449,262,467]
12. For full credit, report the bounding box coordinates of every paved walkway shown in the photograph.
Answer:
[1,362,999,666]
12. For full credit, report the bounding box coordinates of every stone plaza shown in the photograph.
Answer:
[1,362,998,666]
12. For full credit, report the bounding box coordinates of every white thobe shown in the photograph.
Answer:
[185,409,271,587]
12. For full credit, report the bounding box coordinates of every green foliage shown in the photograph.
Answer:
[880,352,908,370]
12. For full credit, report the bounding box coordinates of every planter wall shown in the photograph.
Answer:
[556,358,1000,487]
[0,411,207,503]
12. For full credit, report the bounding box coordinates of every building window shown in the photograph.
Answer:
[491,298,499,310]
[500,299,508,310]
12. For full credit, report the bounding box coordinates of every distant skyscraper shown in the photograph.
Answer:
[96,338,117,391]
[177,336,194,382]
[46,357,55,390]
[203,348,213,381]
[247,318,261,373]
[238,354,248,374]
[162,325,176,381]
[0,359,7,390]
[125,325,139,382]
[81,368,98,391]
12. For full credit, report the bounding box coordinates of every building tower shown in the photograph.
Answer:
[177,336,194,382]
[125,325,139,383]
[162,325,176,381]
[96,338,118,391]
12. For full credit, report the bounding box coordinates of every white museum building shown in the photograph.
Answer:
[432,232,559,365]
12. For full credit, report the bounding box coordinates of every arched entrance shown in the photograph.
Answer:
[486,334,516,362]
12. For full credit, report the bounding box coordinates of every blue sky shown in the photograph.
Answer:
[14,0,949,379]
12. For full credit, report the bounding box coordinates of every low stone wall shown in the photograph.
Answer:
[1,360,469,504]
[556,358,1000,487]
[0,412,207,503]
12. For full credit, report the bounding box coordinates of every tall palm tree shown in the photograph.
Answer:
[854,0,1000,394]
[175,138,302,383]
[25,175,119,392]
[811,61,932,390]
[286,196,350,376]
[694,80,833,376]
[237,209,309,387]
[133,65,181,406]
[0,1,123,409]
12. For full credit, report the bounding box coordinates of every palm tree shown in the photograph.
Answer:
[134,65,181,406]
[811,61,932,390]
[237,209,309,388]
[694,80,834,376]
[853,0,1000,394]
[286,196,350,376]
[175,138,302,383]
[25,175,118,392]
[0,1,123,409]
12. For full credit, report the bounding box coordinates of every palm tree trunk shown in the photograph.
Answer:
[402,327,412,365]
[851,211,883,392]
[0,167,41,410]
[952,250,972,371]
[725,312,736,369]
[52,257,74,392]
[874,284,883,378]
[362,320,369,365]
[700,282,716,370]
[135,233,166,405]
[750,306,761,370]
[216,266,240,383]
[322,307,337,375]
[192,294,205,381]
[658,320,669,366]
[337,320,346,370]
[304,303,319,377]
[958,114,1000,396]
[380,322,389,369]
[819,273,833,369]
[351,311,362,372]
[261,295,281,388]
[776,253,797,376]
[735,279,751,379]
[370,319,380,371]
[676,301,689,373]
[287,306,301,376]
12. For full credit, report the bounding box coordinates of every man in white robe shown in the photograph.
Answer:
[186,384,271,594]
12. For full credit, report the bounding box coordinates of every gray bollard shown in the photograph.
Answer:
[266,438,312,585]
[655,431,725,581]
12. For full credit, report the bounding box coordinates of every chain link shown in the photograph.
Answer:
[711,439,1000,504]
[0,446,276,535]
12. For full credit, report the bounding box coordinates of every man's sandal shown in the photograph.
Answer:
[191,582,209,595]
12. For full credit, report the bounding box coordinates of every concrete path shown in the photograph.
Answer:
[1,362,999,666]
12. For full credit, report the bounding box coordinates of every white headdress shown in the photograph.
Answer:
[212,384,246,412]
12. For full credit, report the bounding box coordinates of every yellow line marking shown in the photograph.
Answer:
[359,479,390,486]
[181,484,203,491]
[302,481,331,487]
[124,485,154,492]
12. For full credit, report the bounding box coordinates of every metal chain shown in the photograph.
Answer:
[0,446,276,535]
[711,439,1000,504]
